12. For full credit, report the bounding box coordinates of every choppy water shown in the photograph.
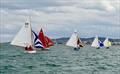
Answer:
[0,43,120,74]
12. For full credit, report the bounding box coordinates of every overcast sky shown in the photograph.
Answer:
[0,0,120,42]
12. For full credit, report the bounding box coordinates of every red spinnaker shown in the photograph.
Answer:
[38,28,54,48]
[45,36,54,47]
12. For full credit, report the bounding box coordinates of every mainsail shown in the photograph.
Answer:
[66,30,83,48]
[91,36,100,48]
[11,22,32,47]
[103,37,111,47]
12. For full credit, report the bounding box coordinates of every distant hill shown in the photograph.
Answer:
[53,37,120,45]
[0,37,120,45]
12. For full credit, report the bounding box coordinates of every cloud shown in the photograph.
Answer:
[0,0,120,42]
[75,0,116,12]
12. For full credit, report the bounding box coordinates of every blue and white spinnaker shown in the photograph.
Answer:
[32,31,44,48]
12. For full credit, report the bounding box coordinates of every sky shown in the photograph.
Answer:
[0,0,120,42]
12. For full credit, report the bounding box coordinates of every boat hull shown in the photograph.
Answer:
[24,50,36,53]
[106,47,109,49]
[41,48,50,51]
[96,47,100,49]
[36,48,50,51]
[74,47,80,51]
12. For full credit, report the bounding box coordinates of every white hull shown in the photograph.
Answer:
[36,48,50,51]
[24,50,36,53]
[45,48,50,49]
[41,48,50,51]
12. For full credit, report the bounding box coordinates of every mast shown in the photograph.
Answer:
[29,16,34,47]
[25,16,33,47]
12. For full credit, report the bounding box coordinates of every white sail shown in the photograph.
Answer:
[103,38,111,47]
[66,30,82,48]
[91,36,100,47]
[11,21,32,47]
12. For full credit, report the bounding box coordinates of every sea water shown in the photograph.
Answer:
[0,43,120,74]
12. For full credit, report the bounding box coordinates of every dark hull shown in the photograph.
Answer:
[106,47,109,49]
[74,47,80,51]
[96,47,100,49]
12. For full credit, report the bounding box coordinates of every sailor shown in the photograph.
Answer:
[25,45,33,51]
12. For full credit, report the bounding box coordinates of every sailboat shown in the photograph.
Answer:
[11,19,43,53]
[91,36,103,49]
[38,28,54,50]
[103,37,111,49]
[66,30,84,50]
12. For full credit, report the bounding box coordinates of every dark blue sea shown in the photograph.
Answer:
[0,43,120,74]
